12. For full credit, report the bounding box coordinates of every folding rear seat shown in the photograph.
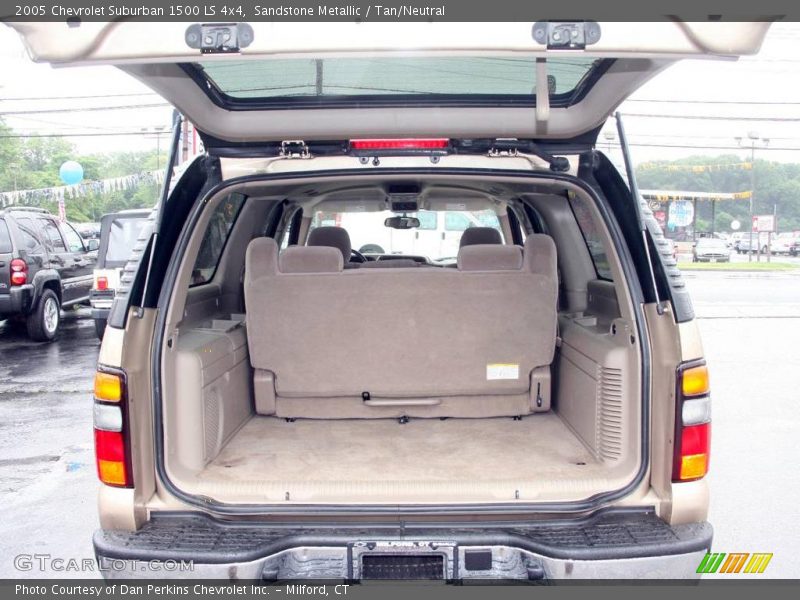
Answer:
[244,235,558,419]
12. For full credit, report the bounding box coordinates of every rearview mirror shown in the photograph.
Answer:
[87,239,99,251]
[384,216,421,230]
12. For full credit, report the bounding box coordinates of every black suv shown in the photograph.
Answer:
[0,207,98,341]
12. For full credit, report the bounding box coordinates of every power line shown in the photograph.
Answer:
[615,142,800,151]
[8,114,139,132]
[0,92,159,101]
[619,132,800,141]
[0,131,168,138]
[3,94,798,107]
[0,103,171,116]
[622,113,800,122]
[626,99,800,106]
[3,131,799,151]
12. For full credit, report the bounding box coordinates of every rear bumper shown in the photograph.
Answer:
[90,289,115,312]
[94,511,712,581]
[694,256,730,262]
[0,285,33,316]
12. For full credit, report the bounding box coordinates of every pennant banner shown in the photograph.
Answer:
[638,162,753,173]
[641,190,752,202]
[0,170,165,208]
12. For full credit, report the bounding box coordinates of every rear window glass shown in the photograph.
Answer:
[39,219,66,251]
[62,223,85,253]
[191,194,246,286]
[196,56,601,101]
[308,208,501,261]
[0,219,11,253]
[568,194,613,281]
[16,218,42,251]
[417,211,437,231]
[107,218,148,262]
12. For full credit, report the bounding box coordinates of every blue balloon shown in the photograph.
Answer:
[59,161,84,185]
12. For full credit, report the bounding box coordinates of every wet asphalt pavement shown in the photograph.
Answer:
[0,308,100,578]
[1,272,799,578]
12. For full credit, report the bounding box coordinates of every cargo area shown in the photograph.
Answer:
[194,414,605,498]
[159,175,644,506]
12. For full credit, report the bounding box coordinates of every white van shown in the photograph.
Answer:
[330,209,502,263]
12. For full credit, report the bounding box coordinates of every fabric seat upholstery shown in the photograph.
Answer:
[459,226,503,247]
[245,235,558,419]
[307,226,357,267]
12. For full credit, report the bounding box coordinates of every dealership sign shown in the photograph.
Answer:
[752,215,776,232]
[668,200,695,227]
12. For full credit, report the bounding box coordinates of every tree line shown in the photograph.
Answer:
[635,154,800,233]
[0,119,164,222]
[1,118,799,231]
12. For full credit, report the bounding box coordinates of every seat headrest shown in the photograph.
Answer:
[307,226,351,262]
[245,237,280,283]
[279,246,343,274]
[523,234,557,276]
[459,227,502,248]
[457,244,523,271]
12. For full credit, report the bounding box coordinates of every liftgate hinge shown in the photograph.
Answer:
[280,140,312,159]
[185,23,254,54]
[531,21,602,50]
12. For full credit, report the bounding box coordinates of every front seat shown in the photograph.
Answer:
[307,226,357,268]
[459,227,503,248]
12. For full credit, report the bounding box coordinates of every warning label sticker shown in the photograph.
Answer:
[486,363,519,380]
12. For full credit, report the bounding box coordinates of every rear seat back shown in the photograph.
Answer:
[245,235,558,418]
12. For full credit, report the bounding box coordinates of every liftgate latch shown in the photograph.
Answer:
[185,23,254,54]
[532,21,601,50]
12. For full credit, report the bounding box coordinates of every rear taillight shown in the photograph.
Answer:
[95,276,108,291]
[10,258,27,286]
[673,362,711,482]
[93,369,132,488]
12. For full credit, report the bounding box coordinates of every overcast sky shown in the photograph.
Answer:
[0,22,798,165]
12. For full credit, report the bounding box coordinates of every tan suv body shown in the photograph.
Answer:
[10,21,770,580]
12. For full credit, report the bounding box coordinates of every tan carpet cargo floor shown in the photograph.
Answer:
[198,413,605,487]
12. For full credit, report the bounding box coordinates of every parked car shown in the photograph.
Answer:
[9,21,771,581]
[786,233,800,256]
[730,231,751,252]
[737,232,789,254]
[75,222,101,240]
[770,233,797,256]
[693,237,731,262]
[0,207,98,341]
[91,209,151,339]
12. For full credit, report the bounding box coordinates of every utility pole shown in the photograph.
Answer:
[603,130,615,154]
[736,132,769,263]
[141,126,167,171]
[749,140,756,263]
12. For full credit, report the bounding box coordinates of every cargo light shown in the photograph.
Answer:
[93,369,132,488]
[349,138,449,150]
[10,258,27,286]
[673,361,711,482]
